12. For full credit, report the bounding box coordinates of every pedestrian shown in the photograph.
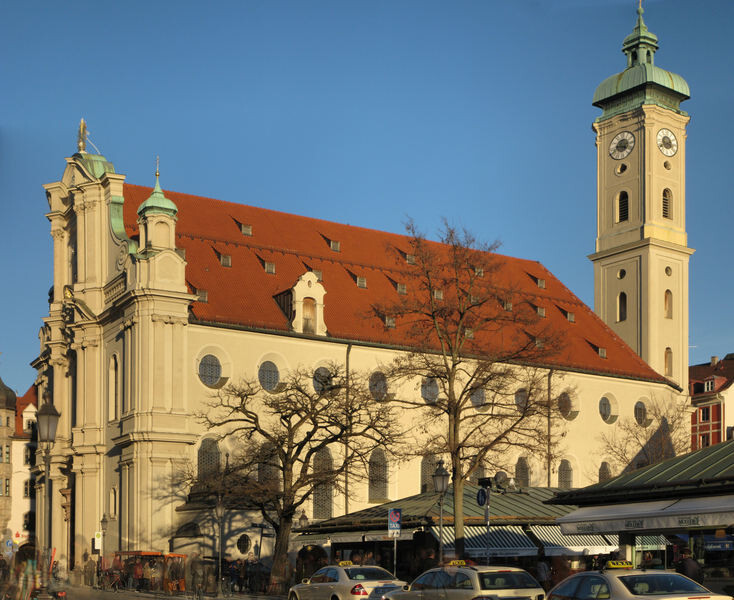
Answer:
[536,553,551,591]
[134,558,143,591]
[143,557,152,591]
[675,548,703,584]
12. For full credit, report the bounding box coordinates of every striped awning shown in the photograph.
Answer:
[431,525,539,557]
[600,534,670,550]
[529,525,617,556]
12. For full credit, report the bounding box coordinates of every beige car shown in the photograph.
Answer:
[290,562,407,600]
[382,563,545,600]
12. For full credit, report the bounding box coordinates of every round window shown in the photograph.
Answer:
[557,392,573,420]
[258,361,280,392]
[634,400,648,426]
[198,354,222,388]
[599,397,612,422]
[421,377,439,404]
[313,366,334,393]
[369,371,388,401]
[470,387,487,411]
[237,534,251,554]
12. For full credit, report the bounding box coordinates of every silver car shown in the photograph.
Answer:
[383,562,545,600]
[290,562,407,600]
[547,561,731,600]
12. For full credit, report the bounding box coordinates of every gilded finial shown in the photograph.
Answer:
[77,118,87,153]
[156,155,160,179]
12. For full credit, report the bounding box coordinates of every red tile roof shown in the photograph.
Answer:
[15,384,36,438]
[122,183,670,385]
[690,354,734,398]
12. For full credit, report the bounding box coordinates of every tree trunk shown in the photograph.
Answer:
[453,471,465,558]
[269,517,293,594]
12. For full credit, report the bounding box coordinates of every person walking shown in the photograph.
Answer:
[675,548,703,584]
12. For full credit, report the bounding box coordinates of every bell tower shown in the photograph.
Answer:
[589,6,693,389]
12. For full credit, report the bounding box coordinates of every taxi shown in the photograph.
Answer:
[289,561,407,600]
[381,560,545,600]
[547,560,732,600]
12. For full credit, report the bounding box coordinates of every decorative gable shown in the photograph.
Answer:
[290,272,327,336]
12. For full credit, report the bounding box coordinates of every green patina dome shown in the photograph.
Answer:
[593,7,689,120]
[74,152,116,178]
[137,171,178,217]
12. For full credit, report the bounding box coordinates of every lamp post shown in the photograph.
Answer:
[100,513,108,559]
[215,494,225,598]
[298,511,309,530]
[432,459,450,565]
[37,399,61,600]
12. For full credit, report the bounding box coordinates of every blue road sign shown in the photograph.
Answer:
[388,508,401,536]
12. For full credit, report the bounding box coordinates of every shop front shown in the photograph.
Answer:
[549,439,734,595]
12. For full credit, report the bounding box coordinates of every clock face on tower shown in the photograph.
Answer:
[656,128,678,156]
[609,131,635,160]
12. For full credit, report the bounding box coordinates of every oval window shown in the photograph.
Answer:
[369,372,388,401]
[198,354,222,388]
[421,377,439,404]
[258,361,280,392]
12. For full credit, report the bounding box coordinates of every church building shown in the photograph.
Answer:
[32,7,692,572]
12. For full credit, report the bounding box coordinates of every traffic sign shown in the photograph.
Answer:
[476,487,487,507]
[388,508,401,537]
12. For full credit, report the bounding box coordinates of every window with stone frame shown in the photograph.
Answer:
[558,459,573,490]
[312,448,333,520]
[197,438,220,478]
[368,448,389,502]
[420,455,437,493]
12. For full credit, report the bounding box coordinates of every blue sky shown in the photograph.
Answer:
[1,0,732,393]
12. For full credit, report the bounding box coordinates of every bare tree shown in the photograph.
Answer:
[374,221,568,558]
[598,393,690,474]
[196,364,395,590]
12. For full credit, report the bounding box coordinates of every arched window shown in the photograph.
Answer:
[662,189,673,219]
[258,442,280,489]
[665,290,673,319]
[515,457,530,488]
[617,292,627,322]
[312,448,333,520]
[368,448,388,502]
[665,347,673,376]
[303,298,316,335]
[634,400,648,426]
[617,191,629,222]
[108,355,119,421]
[197,439,220,478]
[598,462,612,482]
[420,455,437,493]
[558,460,573,490]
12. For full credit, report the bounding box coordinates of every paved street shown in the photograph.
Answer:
[62,585,287,600]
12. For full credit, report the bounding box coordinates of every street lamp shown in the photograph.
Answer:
[215,494,225,597]
[37,399,61,600]
[432,459,450,565]
[100,513,109,559]
[298,511,309,529]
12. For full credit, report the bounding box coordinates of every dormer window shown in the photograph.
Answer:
[465,328,474,339]
[474,267,484,277]
[291,272,327,336]
[330,240,341,252]
[357,276,367,289]
[220,254,232,267]
[598,347,607,359]
[406,254,416,265]
[503,300,513,312]
[704,379,715,393]
[264,262,276,275]
[566,311,575,323]
[196,289,208,303]
[537,278,546,289]
[240,223,253,236]
[432,289,443,300]
[397,283,407,295]
[312,270,323,282]
[385,316,396,329]
[536,306,546,318]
